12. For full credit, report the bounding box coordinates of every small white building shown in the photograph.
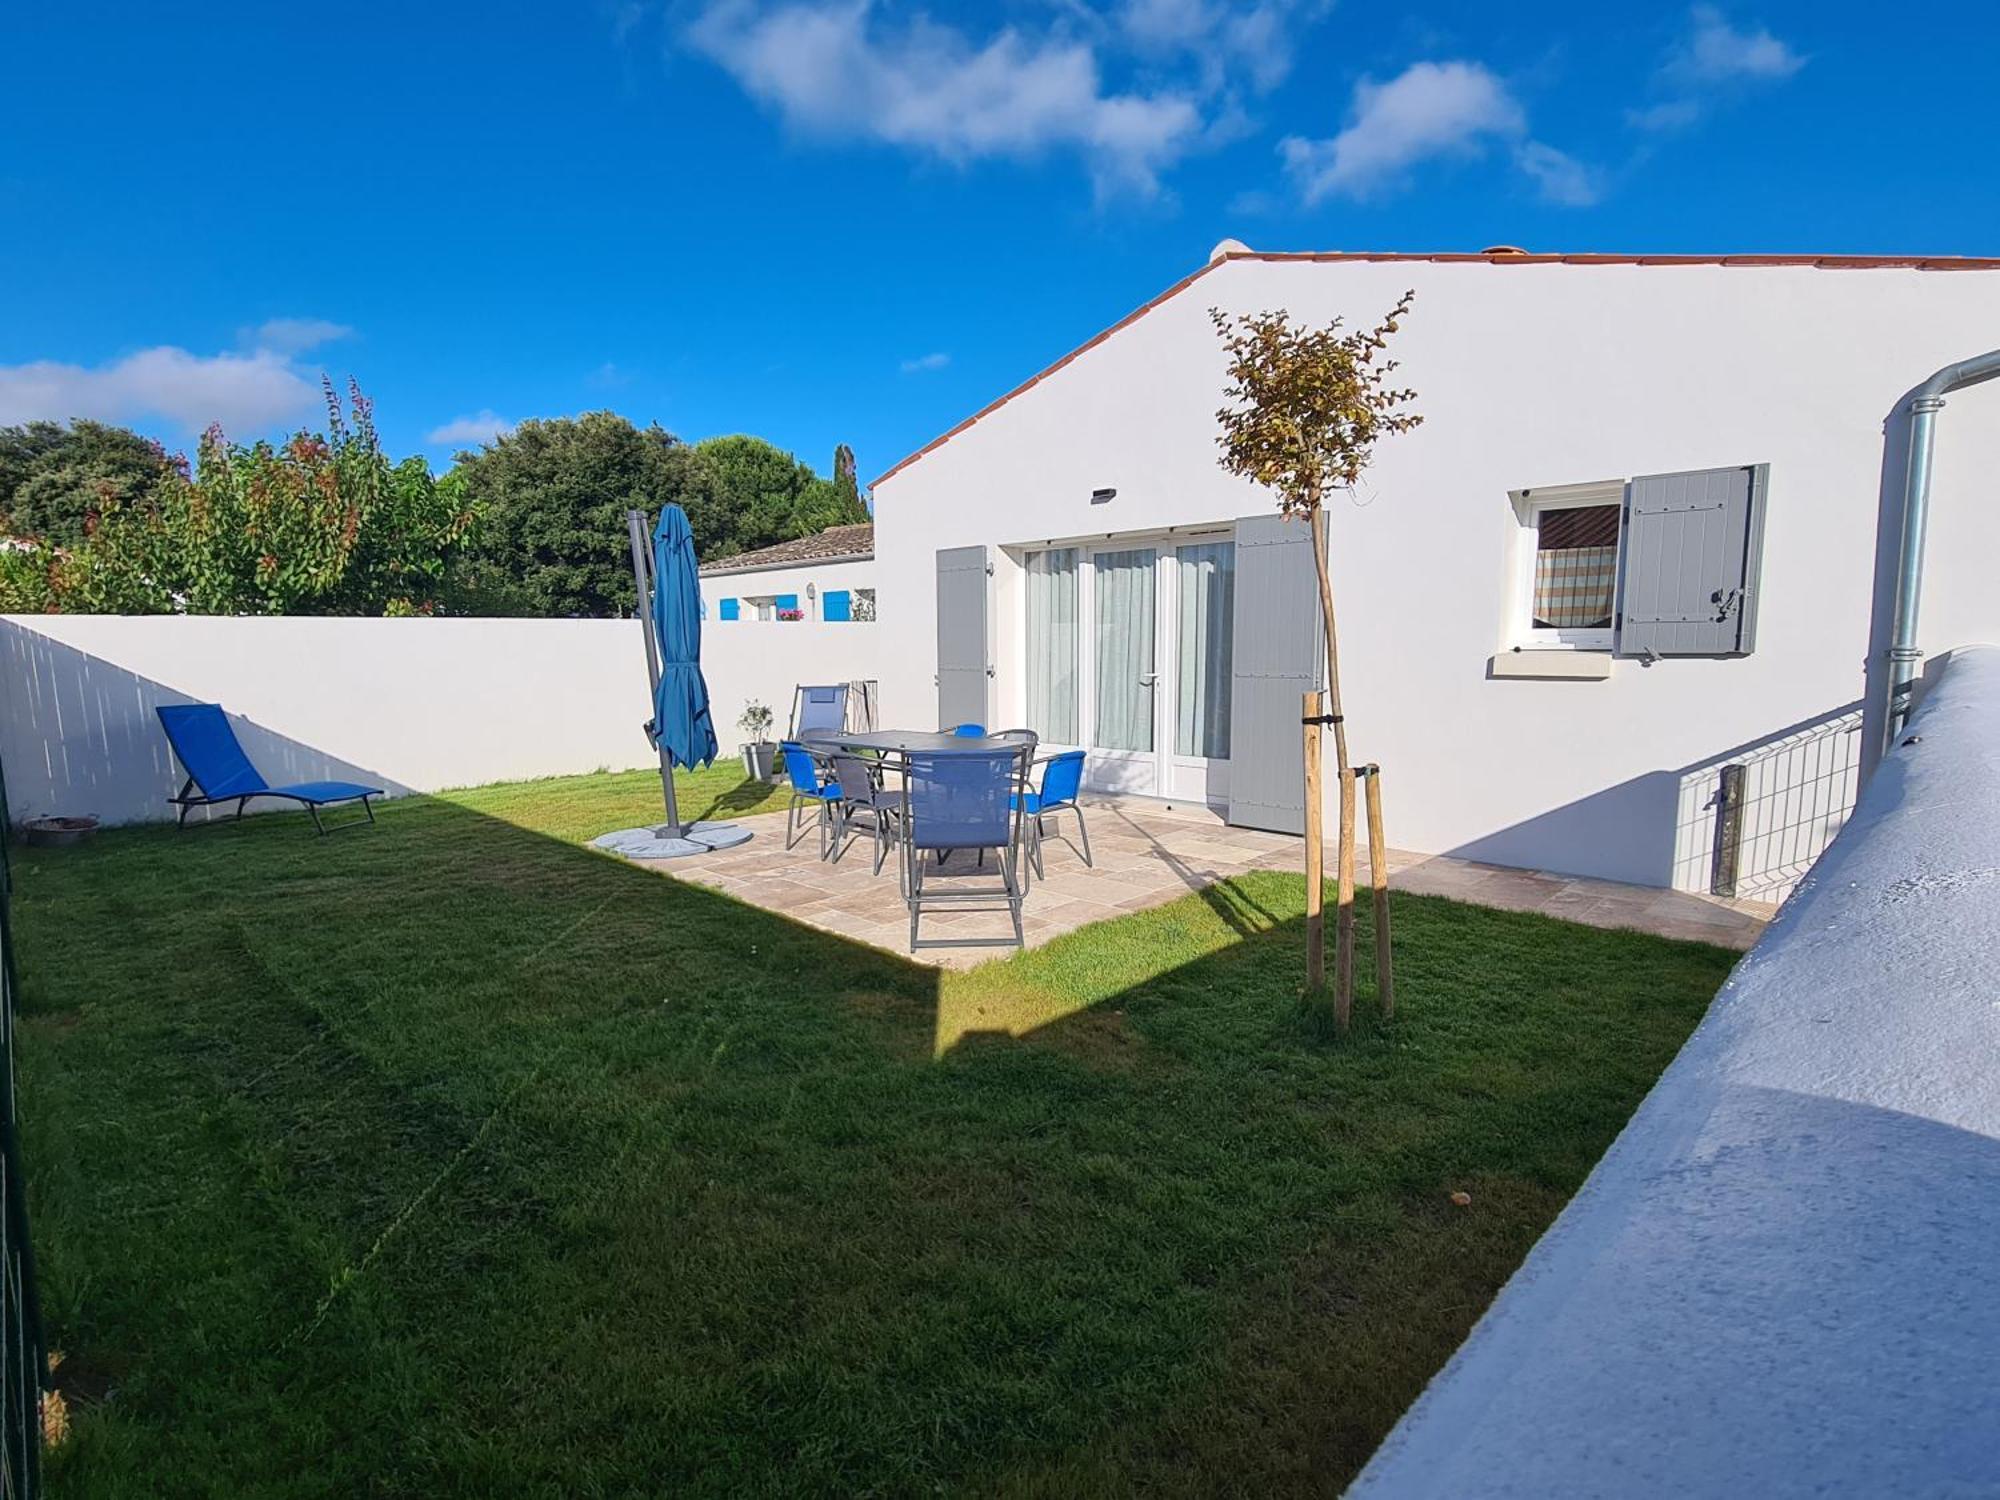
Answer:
[698,522,877,625]
[867,245,2000,899]
[697,522,884,741]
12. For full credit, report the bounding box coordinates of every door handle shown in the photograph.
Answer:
[1138,673,1158,688]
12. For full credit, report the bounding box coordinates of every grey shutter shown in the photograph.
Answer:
[1616,464,1768,658]
[935,545,990,728]
[1226,514,1324,834]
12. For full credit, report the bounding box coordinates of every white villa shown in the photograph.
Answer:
[861,244,2000,899]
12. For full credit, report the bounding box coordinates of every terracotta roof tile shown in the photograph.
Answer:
[699,522,873,576]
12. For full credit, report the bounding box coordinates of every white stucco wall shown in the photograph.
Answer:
[0,610,884,826]
[1349,644,2000,1498]
[871,256,2000,890]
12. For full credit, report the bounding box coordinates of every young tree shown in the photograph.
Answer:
[1212,294,1423,1014]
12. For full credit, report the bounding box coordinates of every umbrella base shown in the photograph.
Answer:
[591,821,754,860]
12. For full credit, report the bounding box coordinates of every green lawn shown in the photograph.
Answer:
[10,767,1736,1497]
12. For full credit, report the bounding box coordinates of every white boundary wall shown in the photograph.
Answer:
[1350,644,2000,1497]
[0,613,883,826]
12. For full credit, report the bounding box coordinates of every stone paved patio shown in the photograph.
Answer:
[627,795,1773,968]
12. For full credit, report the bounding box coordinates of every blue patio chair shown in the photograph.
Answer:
[950,723,987,737]
[791,684,850,739]
[826,751,901,879]
[1014,750,1091,880]
[899,742,1035,950]
[155,703,382,835]
[779,741,842,856]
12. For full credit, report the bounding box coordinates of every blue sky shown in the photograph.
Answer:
[3,1,1995,487]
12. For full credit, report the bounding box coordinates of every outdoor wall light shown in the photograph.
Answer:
[1091,488,1116,504]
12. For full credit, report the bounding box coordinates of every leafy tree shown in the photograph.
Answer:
[695,435,868,559]
[1212,294,1423,1021]
[0,418,176,544]
[0,383,475,616]
[449,412,720,617]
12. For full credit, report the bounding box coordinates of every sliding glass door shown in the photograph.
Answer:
[1175,541,1234,759]
[1020,533,1235,801]
[1025,548,1079,744]
[1090,547,1158,788]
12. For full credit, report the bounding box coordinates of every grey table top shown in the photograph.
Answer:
[798,728,1032,756]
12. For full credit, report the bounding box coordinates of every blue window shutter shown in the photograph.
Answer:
[719,597,739,621]
[775,593,799,615]
[823,590,852,622]
[1616,464,1768,658]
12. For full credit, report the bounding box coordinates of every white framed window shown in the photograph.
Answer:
[1508,481,1624,650]
[745,595,776,622]
[852,587,877,621]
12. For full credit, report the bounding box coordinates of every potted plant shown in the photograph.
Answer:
[737,701,777,781]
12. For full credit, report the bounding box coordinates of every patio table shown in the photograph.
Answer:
[796,728,1028,759]
[799,728,1041,913]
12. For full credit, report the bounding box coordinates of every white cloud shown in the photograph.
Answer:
[1279,60,1599,206]
[1625,98,1703,132]
[0,347,321,434]
[1633,6,1804,131]
[1514,140,1600,206]
[899,351,950,374]
[1280,61,1524,203]
[243,317,354,355]
[1670,5,1804,84]
[685,1,1206,194]
[426,411,512,447]
[1117,0,1325,93]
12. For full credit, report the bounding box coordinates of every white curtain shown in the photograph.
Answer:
[1094,548,1157,752]
[1025,549,1079,743]
[1176,542,1235,759]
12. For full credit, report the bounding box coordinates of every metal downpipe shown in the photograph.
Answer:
[1882,349,2000,754]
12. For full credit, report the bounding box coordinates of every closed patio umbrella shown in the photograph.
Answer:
[599,506,751,858]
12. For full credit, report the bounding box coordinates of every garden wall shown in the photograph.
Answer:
[1350,643,2000,1497]
[0,613,884,826]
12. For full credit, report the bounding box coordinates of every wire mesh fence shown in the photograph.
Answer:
[1673,705,1866,903]
[0,748,47,1498]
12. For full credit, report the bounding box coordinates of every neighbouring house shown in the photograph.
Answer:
[867,244,2000,899]
[697,522,884,741]
[699,522,877,625]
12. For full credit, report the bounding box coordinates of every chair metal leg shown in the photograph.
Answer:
[1073,803,1092,868]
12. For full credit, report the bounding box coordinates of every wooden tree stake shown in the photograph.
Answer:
[1303,690,1325,993]
[1364,765,1394,1018]
[1336,767,1357,1030]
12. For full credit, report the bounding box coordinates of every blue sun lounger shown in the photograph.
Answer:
[155,703,382,835]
